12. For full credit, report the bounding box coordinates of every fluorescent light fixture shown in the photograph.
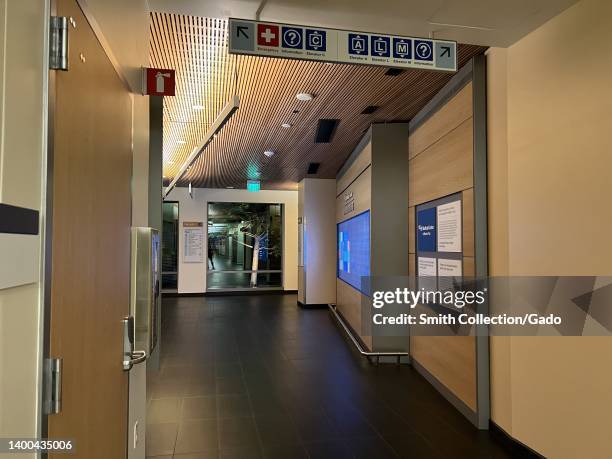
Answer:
[164,95,240,198]
[192,104,205,110]
[263,150,275,157]
[296,92,313,101]
[226,186,235,189]
[281,123,292,128]
[177,140,187,144]
[247,180,261,192]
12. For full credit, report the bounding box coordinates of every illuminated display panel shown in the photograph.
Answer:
[337,210,370,292]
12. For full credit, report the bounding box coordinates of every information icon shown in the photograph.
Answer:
[282,27,303,49]
[414,40,433,61]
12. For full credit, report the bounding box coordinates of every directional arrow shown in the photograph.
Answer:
[237,26,249,39]
[441,46,451,57]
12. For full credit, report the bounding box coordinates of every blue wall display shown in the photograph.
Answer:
[337,210,370,292]
[417,207,437,252]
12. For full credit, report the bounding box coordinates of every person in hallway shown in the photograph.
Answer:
[208,234,216,269]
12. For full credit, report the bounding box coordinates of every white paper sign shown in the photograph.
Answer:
[437,258,462,292]
[437,200,462,252]
[418,256,437,291]
[183,221,204,263]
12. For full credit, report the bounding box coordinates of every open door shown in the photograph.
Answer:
[47,0,134,457]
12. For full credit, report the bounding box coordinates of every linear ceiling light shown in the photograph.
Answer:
[163,95,240,198]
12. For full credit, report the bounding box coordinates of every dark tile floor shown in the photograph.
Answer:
[146,294,513,459]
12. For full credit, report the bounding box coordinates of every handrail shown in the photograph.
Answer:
[328,304,409,364]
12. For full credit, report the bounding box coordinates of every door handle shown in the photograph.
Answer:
[122,316,147,371]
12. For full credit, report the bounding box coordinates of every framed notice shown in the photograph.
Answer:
[183,221,204,263]
[437,200,461,252]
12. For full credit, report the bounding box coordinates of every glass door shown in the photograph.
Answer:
[161,201,179,292]
[207,202,283,291]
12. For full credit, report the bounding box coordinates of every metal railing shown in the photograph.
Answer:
[328,304,409,365]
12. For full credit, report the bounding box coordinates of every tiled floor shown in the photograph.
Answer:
[146,294,513,459]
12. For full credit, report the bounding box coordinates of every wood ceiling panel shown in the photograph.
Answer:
[150,13,486,190]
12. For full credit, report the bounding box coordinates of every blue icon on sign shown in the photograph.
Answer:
[348,34,368,55]
[414,40,433,61]
[282,27,303,49]
[305,29,326,51]
[371,36,390,57]
[393,38,412,59]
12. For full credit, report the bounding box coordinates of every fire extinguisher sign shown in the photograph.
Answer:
[144,67,176,96]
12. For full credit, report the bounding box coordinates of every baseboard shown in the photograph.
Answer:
[489,422,543,458]
[162,292,203,297]
[297,301,329,309]
[204,289,297,297]
[411,359,479,428]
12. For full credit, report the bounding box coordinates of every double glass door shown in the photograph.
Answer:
[207,202,282,290]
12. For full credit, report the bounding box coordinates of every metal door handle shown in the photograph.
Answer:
[122,317,147,371]
[124,350,147,370]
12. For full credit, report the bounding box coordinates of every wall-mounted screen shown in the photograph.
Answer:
[337,210,370,292]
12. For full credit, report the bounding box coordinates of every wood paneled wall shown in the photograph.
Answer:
[408,82,477,411]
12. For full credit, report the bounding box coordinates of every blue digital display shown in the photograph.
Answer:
[337,210,370,292]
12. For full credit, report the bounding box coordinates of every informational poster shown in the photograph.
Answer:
[417,256,437,291]
[183,221,204,263]
[416,207,437,252]
[437,200,462,252]
[437,258,462,292]
[417,256,437,276]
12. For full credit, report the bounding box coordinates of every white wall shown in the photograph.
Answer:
[166,187,298,293]
[0,1,48,458]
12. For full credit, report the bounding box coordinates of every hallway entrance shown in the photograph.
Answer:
[207,202,283,291]
[146,294,512,458]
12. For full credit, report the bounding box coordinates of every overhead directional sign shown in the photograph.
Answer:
[228,18,457,72]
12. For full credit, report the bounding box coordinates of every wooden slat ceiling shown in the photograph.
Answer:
[150,13,487,190]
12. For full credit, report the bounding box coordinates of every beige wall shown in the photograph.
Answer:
[487,1,612,457]
[0,1,48,458]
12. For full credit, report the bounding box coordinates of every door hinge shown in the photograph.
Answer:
[43,358,62,415]
[49,16,69,70]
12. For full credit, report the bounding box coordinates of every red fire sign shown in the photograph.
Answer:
[257,24,279,47]
[145,67,175,96]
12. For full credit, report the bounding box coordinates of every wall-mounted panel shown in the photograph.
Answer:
[409,83,473,159]
[409,117,474,207]
[407,58,487,428]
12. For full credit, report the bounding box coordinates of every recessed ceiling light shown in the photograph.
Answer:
[296,93,314,102]
[177,140,187,144]
[263,150,275,157]
[192,104,205,110]
[281,123,292,129]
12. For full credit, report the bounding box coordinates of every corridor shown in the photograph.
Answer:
[146,295,515,458]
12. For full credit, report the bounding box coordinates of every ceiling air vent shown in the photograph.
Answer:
[361,105,379,115]
[315,119,339,143]
[307,162,320,175]
[385,68,403,76]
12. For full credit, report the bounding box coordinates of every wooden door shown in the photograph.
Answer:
[48,1,133,457]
